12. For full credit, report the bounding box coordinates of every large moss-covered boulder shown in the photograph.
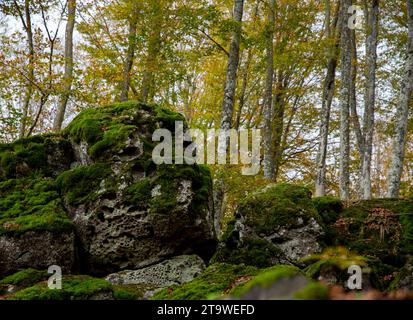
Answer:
[212,184,324,268]
[60,102,216,274]
[0,101,216,276]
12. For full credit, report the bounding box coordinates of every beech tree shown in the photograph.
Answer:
[387,0,413,198]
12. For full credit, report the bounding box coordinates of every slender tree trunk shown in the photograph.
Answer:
[220,0,244,131]
[315,0,342,197]
[235,49,251,130]
[19,0,34,138]
[339,0,352,201]
[141,2,162,103]
[53,0,76,131]
[119,3,138,102]
[214,0,244,238]
[361,0,379,199]
[350,29,363,156]
[272,71,286,181]
[263,0,276,181]
[387,0,413,198]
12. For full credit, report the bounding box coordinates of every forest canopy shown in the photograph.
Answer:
[1,0,413,206]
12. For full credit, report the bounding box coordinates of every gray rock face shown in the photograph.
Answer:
[106,255,205,298]
[266,217,324,263]
[0,231,75,277]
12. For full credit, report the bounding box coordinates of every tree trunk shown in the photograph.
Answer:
[220,0,244,131]
[53,0,76,132]
[315,0,342,197]
[141,2,162,103]
[263,0,276,181]
[119,2,139,102]
[19,0,34,138]
[361,0,379,199]
[387,0,413,198]
[214,0,244,235]
[339,0,352,201]
[272,71,286,181]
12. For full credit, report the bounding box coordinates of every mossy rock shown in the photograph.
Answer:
[312,196,343,225]
[0,176,72,235]
[238,184,321,235]
[232,265,329,300]
[213,184,324,268]
[0,135,72,181]
[125,164,212,215]
[211,236,283,268]
[63,101,185,162]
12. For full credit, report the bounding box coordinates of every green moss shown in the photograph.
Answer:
[112,283,159,300]
[239,184,321,236]
[302,247,368,280]
[125,164,212,215]
[232,265,301,298]
[56,164,112,205]
[8,276,112,300]
[0,177,72,235]
[312,196,343,225]
[63,101,185,161]
[211,237,283,268]
[0,136,48,179]
[0,269,48,287]
[0,135,72,181]
[293,282,329,300]
[151,263,259,300]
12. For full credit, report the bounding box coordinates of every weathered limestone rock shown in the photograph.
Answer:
[106,255,205,298]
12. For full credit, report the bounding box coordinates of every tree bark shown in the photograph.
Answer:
[272,71,286,181]
[361,0,379,199]
[263,0,276,181]
[53,0,76,131]
[141,2,162,103]
[220,0,244,131]
[315,0,342,197]
[339,0,352,201]
[387,0,413,198]
[18,0,34,138]
[119,2,138,102]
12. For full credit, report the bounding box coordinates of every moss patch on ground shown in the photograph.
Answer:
[7,275,113,300]
[0,269,48,288]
